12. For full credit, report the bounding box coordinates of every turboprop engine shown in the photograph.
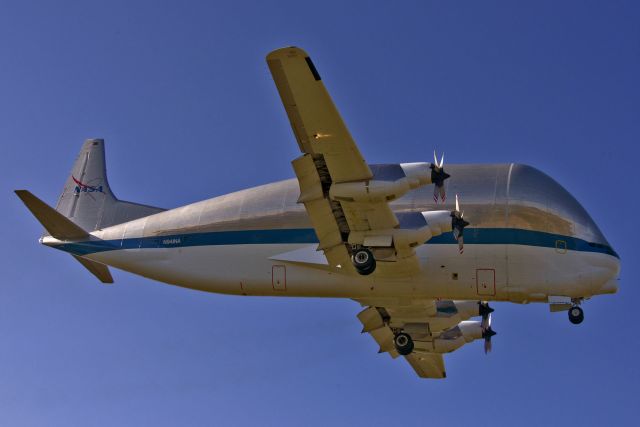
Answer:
[420,317,496,354]
[329,162,437,203]
[347,199,469,259]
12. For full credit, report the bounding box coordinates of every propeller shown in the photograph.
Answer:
[479,301,494,330]
[430,151,450,203]
[451,194,470,254]
[481,312,497,354]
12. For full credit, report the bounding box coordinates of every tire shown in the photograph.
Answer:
[352,248,376,275]
[394,332,414,356]
[355,257,376,275]
[568,306,584,324]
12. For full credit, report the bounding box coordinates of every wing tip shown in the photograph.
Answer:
[266,46,310,61]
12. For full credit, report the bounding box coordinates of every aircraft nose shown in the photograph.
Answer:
[591,253,620,295]
[599,277,618,294]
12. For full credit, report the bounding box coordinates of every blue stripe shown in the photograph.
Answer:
[55,228,618,259]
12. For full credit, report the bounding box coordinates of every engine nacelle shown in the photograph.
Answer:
[418,320,483,354]
[453,301,485,321]
[330,179,411,203]
[348,210,452,250]
[420,211,452,237]
[399,162,432,188]
[458,321,483,342]
[396,210,452,249]
[329,162,433,203]
[431,335,466,353]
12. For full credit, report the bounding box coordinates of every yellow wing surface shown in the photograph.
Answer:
[267,47,422,276]
[355,299,491,379]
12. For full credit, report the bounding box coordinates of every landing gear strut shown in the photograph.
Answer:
[352,247,376,275]
[568,305,584,324]
[394,332,414,356]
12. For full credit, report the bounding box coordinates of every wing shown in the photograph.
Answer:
[266,47,372,183]
[355,299,487,379]
[267,47,447,276]
[405,353,446,379]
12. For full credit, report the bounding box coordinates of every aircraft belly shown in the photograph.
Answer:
[85,242,615,301]
[418,244,509,301]
[85,244,459,298]
[87,244,424,297]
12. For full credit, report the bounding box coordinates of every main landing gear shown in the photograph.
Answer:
[394,332,414,356]
[568,305,584,324]
[352,247,376,275]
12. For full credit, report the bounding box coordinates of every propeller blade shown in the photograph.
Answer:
[451,194,466,252]
[481,310,491,330]
[480,307,496,354]
[431,151,450,204]
[484,338,492,354]
[479,302,494,326]
[482,326,496,354]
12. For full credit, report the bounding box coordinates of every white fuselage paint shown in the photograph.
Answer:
[86,242,619,302]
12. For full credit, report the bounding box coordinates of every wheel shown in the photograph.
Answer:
[568,306,584,324]
[355,257,376,275]
[352,248,376,275]
[356,262,376,275]
[394,332,414,356]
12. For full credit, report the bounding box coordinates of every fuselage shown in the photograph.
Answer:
[46,163,619,303]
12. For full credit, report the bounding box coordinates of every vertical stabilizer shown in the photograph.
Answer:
[55,139,164,231]
[55,139,114,231]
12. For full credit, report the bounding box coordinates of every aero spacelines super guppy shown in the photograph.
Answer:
[16,47,619,378]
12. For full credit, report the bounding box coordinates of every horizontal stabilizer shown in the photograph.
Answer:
[15,190,88,240]
[72,255,114,284]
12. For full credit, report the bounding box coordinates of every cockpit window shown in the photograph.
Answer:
[508,164,609,245]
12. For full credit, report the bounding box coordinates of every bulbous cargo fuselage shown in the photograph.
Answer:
[59,162,619,303]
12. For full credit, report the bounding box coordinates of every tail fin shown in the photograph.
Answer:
[55,139,164,231]
[15,139,164,284]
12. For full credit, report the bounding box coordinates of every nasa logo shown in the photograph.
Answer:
[72,176,104,194]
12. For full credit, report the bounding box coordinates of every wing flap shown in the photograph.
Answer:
[291,155,352,269]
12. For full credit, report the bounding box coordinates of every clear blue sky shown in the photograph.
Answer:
[2,1,639,425]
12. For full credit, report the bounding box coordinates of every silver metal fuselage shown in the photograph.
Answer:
[47,163,619,303]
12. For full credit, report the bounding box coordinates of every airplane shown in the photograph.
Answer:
[15,46,620,379]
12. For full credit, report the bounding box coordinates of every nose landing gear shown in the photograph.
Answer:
[568,305,584,324]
